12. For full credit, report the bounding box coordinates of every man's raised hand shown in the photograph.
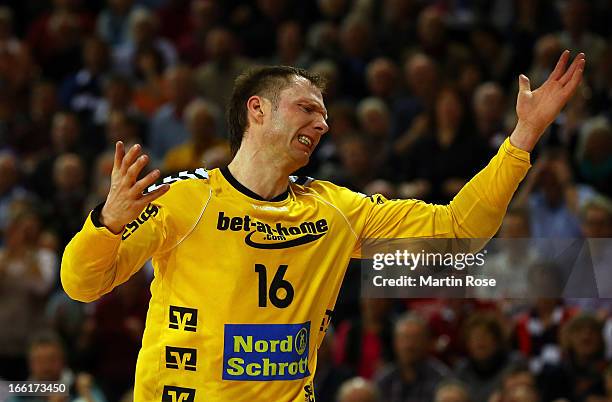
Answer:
[100,142,170,234]
[510,50,586,152]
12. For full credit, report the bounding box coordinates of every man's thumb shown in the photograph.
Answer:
[519,74,531,93]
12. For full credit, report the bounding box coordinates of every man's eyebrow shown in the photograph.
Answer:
[298,99,328,119]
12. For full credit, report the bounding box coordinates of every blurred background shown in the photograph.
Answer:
[0,0,611,401]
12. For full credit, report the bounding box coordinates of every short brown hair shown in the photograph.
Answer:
[226,66,326,156]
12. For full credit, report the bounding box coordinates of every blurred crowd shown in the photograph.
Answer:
[0,0,611,401]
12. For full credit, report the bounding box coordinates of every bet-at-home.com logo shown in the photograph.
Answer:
[217,212,328,249]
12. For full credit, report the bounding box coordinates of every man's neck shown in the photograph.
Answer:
[227,146,293,201]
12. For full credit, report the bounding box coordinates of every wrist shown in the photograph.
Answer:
[510,120,542,152]
[99,205,124,235]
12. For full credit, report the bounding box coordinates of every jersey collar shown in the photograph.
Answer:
[220,167,290,202]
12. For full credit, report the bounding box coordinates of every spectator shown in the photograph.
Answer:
[148,64,193,161]
[26,0,93,81]
[434,380,471,402]
[48,153,88,248]
[377,0,419,59]
[195,28,253,111]
[176,0,220,66]
[514,149,595,238]
[527,34,563,88]
[155,0,191,43]
[472,82,508,152]
[455,313,525,402]
[470,207,539,301]
[513,297,576,373]
[96,0,143,48]
[306,21,340,60]
[0,152,32,237]
[11,81,59,157]
[318,133,377,192]
[334,299,394,379]
[337,14,375,99]
[92,74,138,133]
[556,0,606,66]
[579,196,612,304]
[393,53,439,147]
[365,58,400,104]
[414,6,470,77]
[489,363,538,402]
[6,331,106,402]
[315,328,353,402]
[356,97,393,171]
[28,111,84,200]
[576,118,612,198]
[112,8,177,77]
[337,377,380,402]
[59,36,110,122]
[0,7,34,103]
[271,21,311,68]
[538,314,607,402]
[78,271,150,401]
[131,45,166,117]
[376,313,450,402]
[398,86,489,203]
[309,60,341,104]
[162,98,229,172]
[0,211,57,380]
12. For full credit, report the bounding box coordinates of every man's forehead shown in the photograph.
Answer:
[280,77,327,112]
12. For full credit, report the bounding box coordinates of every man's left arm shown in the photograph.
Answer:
[351,51,585,241]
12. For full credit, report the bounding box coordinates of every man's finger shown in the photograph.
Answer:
[126,154,149,182]
[518,74,531,93]
[559,53,585,86]
[548,50,570,82]
[120,144,142,174]
[113,141,124,172]
[561,59,585,99]
[138,184,170,206]
[132,169,161,196]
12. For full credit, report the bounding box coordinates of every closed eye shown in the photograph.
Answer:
[299,104,314,113]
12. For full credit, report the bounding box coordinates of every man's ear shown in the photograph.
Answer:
[246,95,266,126]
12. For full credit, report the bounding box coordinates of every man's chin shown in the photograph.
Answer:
[288,152,311,173]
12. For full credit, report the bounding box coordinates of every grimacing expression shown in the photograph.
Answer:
[262,77,329,168]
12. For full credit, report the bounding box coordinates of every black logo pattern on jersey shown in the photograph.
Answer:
[145,168,208,194]
[161,385,195,402]
[169,306,198,332]
[304,383,315,402]
[122,203,159,240]
[367,194,386,205]
[320,309,334,333]
[166,346,197,371]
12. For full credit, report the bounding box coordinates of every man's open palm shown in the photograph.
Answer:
[516,50,585,138]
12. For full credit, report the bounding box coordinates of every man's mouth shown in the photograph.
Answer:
[297,134,313,148]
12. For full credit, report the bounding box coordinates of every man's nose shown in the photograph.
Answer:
[314,116,329,135]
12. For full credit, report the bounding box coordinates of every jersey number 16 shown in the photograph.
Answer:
[255,264,295,308]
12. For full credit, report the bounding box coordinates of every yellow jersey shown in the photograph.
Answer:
[61,138,530,402]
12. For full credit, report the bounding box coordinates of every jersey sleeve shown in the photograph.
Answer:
[61,178,207,302]
[314,138,530,255]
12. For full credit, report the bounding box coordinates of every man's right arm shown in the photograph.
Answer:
[61,202,168,302]
[61,142,171,302]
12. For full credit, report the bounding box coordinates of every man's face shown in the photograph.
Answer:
[466,326,497,362]
[393,321,428,367]
[261,77,329,170]
[29,344,64,381]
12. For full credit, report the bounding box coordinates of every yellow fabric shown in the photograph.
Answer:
[61,138,530,402]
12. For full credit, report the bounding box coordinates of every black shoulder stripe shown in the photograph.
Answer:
[144,168,208,194]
